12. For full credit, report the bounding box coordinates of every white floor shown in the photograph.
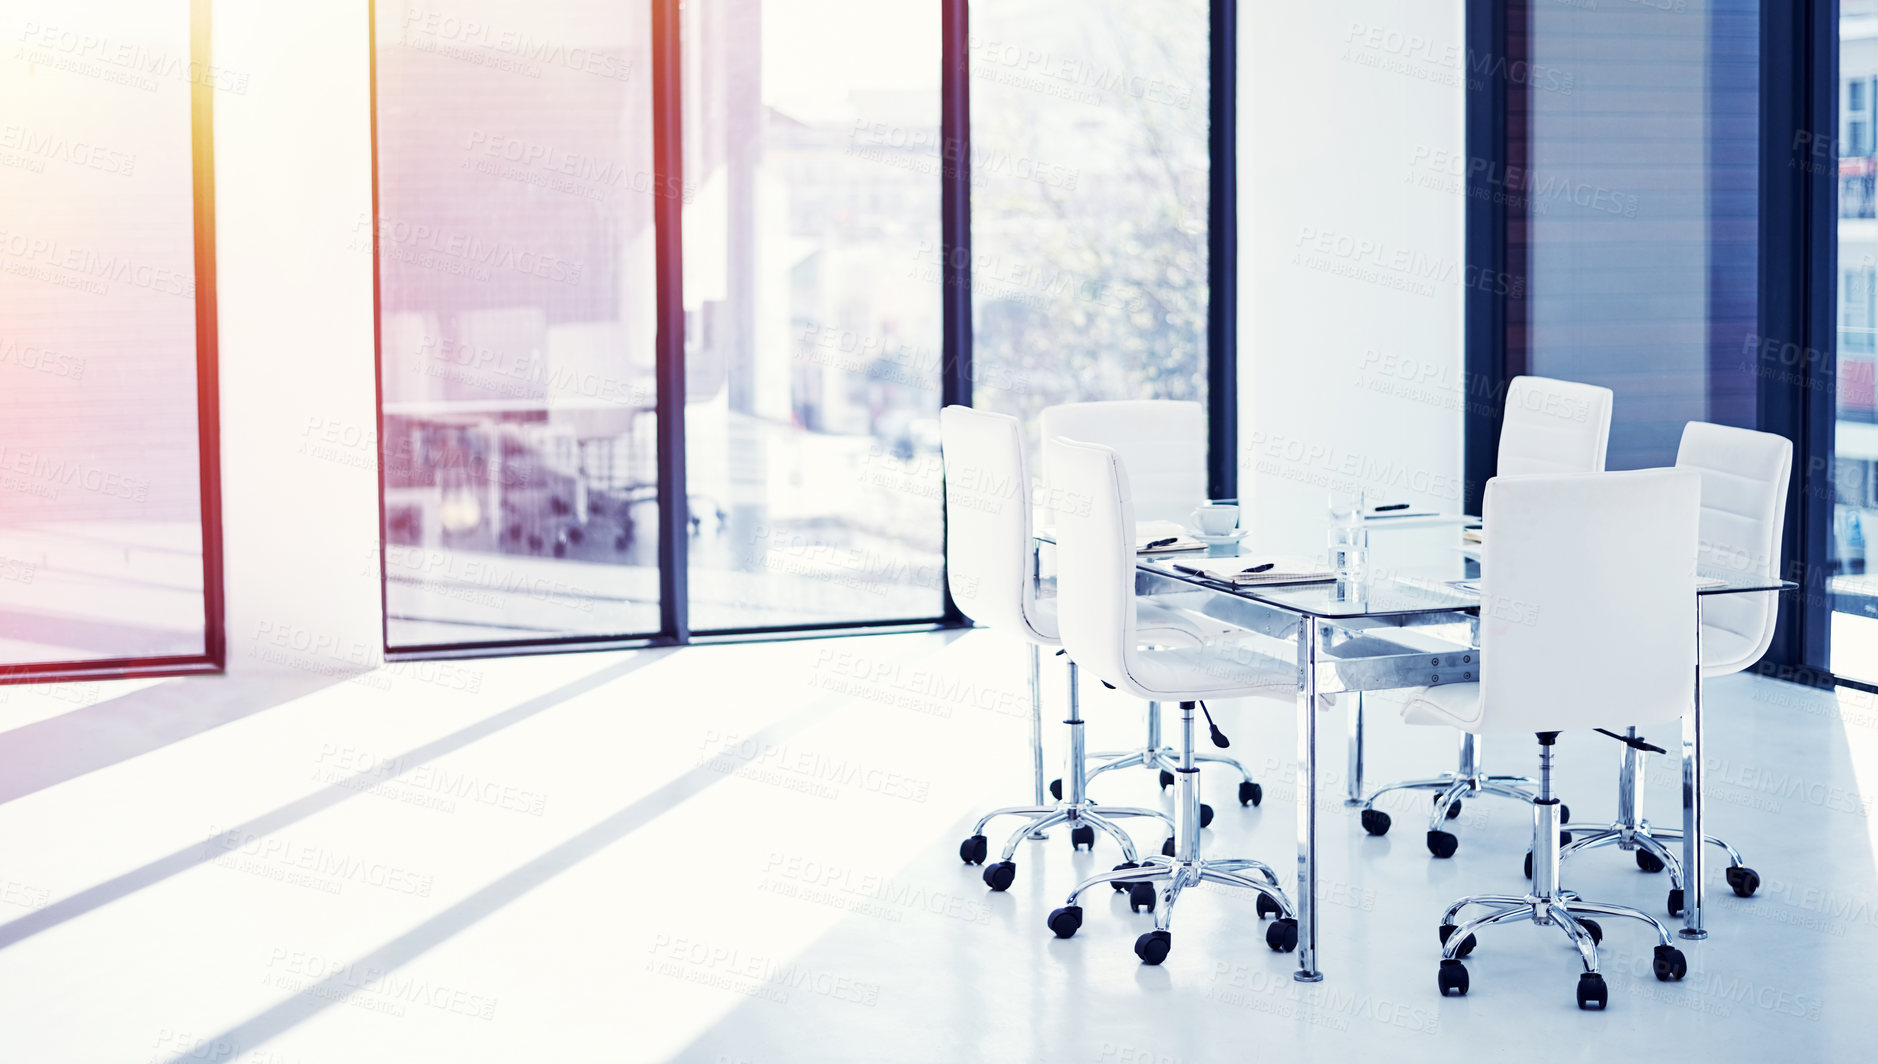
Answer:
[0,629,1873,1062]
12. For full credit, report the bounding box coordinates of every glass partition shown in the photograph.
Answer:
[372,0,660,648]
[0,0,215,671]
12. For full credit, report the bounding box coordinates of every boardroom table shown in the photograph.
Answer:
[1041,517,1793,982]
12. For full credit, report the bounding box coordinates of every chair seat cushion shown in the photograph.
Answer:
[1401,679,1690,733]
[1031,596,1228,649]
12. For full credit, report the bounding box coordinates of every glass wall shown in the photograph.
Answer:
[1516,0,1760,471]
[1832,0,1878,681]
[370,0,1221,651]
[373,0,660,648]
[0,0,213,668]
[680,0,945,631]
[968,0,1210,441]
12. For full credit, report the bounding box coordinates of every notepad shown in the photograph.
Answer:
[1169,556,1337,586]
[1137,536,1207,554]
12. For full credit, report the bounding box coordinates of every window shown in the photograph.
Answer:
[0,0,220,673]
[968,0,1210,449]
[679,0,946,631]
[372,1,660,649]
[1831,0,1878,680]
[369,0,1229,653]
[1512,0,1759,470]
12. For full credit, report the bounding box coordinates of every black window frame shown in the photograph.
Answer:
[1462,0,1842,687]
[0,0,226,686]
[371,0,1239,659]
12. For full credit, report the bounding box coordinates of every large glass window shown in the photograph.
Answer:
[680,0,945,631]
[968,0,1210,437]
[372,0,659,649]
[0,0,215,669]
[1831,0,1878,682]
[1515,0,1760,471]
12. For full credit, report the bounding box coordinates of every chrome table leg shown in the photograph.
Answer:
[1294,617,1323,982]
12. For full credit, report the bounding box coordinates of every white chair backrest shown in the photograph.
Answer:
[1497,376,1614,477]
[940,406,1055,644]
[1038,401,1207,524]
[1476,469,1700,732]
[1677,421,1792,675]
[1044,436,1142,695]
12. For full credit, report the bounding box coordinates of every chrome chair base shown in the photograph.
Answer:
[1072,701,1264,811]
[1554,727,1760,908]
[1043,703,1297,966]
[1437,734,1689,1009]
[959,657,1173,891]
[1357,730,1562,859]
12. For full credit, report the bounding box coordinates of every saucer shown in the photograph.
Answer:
[1191,529,1250,546]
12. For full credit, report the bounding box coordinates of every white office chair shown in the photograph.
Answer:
[944,407,1191,891]
[1039,436,1300,967]
[1036,401,1264,811]
[1554,422,1791,908]
[1423,470,1696,1009]
[1356,375,1614,856]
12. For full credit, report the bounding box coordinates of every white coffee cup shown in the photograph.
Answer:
[1191,503,1239,536]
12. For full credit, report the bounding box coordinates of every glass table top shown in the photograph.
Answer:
[1040,518,1797,620]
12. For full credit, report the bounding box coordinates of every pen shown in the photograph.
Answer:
[1142,537,1178,549]
[1240,563,1275,574]
[1372,503,1410,512]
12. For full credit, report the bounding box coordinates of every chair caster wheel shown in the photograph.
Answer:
[1437,958,1469,997]
[1559,830,1574,846]
[1046,905,1083,939]
[1523,851,1533,879]
[1636,848,1666,874]
[1159,770,1175,790]
[1162,836,1176,858]
[1426,830,1459,859]
[1239,780,1262,807]
[1360,809,1391,836]
[1667,888,1684,917]
[1652,944,1688,981]
[959,834,988,865]
[1070,825,1095,850]
[1578,919,1603,946]
[1266,917,1299,953]
[1437,923,1476,958]
[1576,972,1608,1010]
[983,861,1016,892]
[1434,793,1463,820]
[1727,865,1761,898]
[1128,882,1158,913]
[1109,862,1140,892]
[1559,803,1571,825]
[1049,779,1063,801]
[1199,803,1215,829]
[1134,929,1172,965]
[1256,893,1282,920]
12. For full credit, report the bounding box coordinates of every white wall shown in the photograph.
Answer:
[1239,2,1467,555]
[215,3,384,672]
